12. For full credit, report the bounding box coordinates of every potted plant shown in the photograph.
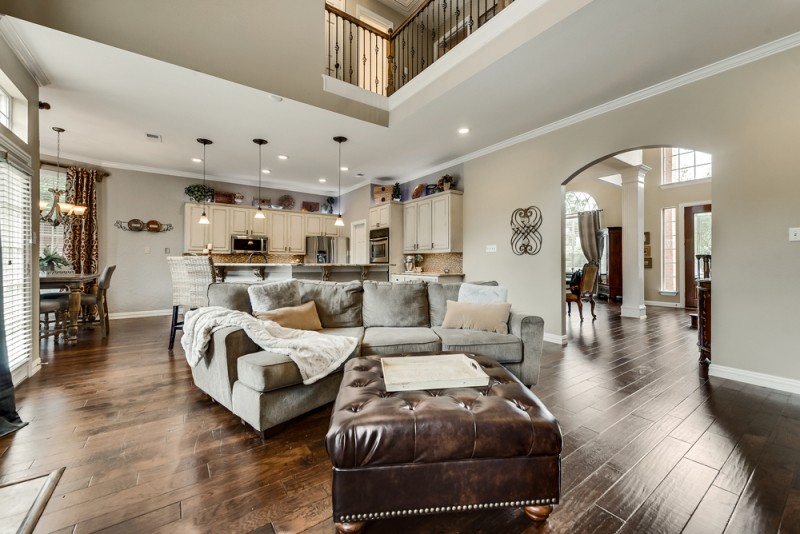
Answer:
[437,174,453,192]
[321,196,336,214]
[39,246,70,273]
[392,182,402,201]
[185,184,215,203]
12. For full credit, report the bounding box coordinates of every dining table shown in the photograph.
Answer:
[39,272,99,343]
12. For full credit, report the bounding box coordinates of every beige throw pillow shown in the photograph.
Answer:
[441,300,512,334]
[253,301,323,331]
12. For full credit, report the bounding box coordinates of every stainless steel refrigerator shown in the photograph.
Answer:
[305,236,350,264]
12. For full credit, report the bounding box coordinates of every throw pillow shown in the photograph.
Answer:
[299,280,363,328]
[441,300,511,334]
[458,283,508,304]
[253,301,323,331]
[363,280,429,328]
[248,279,301,312]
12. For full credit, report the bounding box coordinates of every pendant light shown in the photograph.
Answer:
[197,138,213,225]
[39,127,88,226]
[253,138,268,220]
[333,136,347,227]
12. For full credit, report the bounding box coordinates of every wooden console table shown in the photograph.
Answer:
[697,279,711,365]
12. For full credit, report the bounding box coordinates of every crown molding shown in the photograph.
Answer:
[0,16,50,87]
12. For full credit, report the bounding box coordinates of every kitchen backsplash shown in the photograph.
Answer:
[210,253,304,264]
[415,253,463,274]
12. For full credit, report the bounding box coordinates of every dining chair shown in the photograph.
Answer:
[167,256,216,350]
[56,265,117,337]
[39,298,67,341]
[566,261,599,322]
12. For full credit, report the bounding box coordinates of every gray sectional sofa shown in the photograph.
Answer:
[190,279,545,437]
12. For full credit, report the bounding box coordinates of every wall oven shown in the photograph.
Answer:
[231,234,268,254]
[369,228,389,263]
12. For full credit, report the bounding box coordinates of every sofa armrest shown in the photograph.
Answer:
[508,312,544,386]
[189,326,260,410]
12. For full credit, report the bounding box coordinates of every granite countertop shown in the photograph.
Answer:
[214,263,390,268]
[403,271,464,276]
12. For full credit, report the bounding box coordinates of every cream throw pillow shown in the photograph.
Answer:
[441,300,511,334]
[253,301,323,331]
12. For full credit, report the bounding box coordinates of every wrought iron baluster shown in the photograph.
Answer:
[335,15,340,80]
[348,23,354,85]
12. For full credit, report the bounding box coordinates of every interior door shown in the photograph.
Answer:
[684,204,712,308]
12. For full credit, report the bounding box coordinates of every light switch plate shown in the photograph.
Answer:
[790,228,800,242]
[144,246,151,254]
[486,244,497,253]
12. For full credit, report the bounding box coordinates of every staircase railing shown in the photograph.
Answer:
[325,0,513,97]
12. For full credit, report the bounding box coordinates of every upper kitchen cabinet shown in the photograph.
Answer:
[269,211,305,254]
[306,214,340,236]
[230,206,269,236]
[184,203,230,253]
[402,191,462,253]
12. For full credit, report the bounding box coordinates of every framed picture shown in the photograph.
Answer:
[644,231,650,245]
[644,257,653,269]
[643,244,651,257]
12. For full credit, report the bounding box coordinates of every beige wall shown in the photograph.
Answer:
[464,47,800,381]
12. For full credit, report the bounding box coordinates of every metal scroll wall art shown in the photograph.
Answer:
[510,206,543,256]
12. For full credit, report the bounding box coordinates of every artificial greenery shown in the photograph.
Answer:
[185,184,215,203]
[392,182,402,200]
[39,246,70,271]
[322,196,336,214]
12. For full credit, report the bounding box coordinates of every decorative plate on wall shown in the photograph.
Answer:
[278,194,295,210]
[146,220,162,232]
[127,218,145,231]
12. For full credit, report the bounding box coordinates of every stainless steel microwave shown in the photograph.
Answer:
[231,234,268,253]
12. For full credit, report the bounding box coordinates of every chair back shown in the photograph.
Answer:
[580,262,599,295]
[97,265,116,290]
[167,256,216,309]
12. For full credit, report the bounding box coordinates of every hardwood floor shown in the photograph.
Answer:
[2,303,799,533]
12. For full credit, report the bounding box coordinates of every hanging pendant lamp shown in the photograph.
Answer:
[39,127,88,226]
[197,138,213,225]
[333,136,347,227]
[253,139,268,220]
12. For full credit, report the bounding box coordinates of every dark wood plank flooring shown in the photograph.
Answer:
[2,302,799,533]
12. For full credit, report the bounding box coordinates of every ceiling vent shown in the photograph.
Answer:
[145,133,162,142]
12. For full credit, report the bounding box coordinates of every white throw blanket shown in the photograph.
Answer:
[181,306,358,385]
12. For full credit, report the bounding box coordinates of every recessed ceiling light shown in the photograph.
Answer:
[340,166,348,171]
[319,178,327,183]
[262,169,271,174]
[278,155,289,160]
[458,127,470,135]
[191,158,202,163]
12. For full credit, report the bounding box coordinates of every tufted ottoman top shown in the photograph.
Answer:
[326,354,562,469]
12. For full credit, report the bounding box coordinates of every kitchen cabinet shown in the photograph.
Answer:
[392,273,465,283]
[306,214,339,236]
[269,211,306,254]
[402,191,462,253]
[230,207,268,235]
[184,203,230,252]
[369,203,392,229]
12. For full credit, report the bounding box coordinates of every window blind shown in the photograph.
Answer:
[0,155,33,370]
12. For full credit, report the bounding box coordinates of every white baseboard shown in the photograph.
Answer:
[543,333,567,345]
[109,309,172,320]
[644,300,682,308]
[709,364,800,395]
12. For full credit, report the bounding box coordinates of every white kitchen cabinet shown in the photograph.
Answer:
[230,207,268,235]
[392,273,465,283]
[184,203,230,252]
[402,191,462,253]
[269,211,306,254]
[369,203,392,229]
[306,214,340,236]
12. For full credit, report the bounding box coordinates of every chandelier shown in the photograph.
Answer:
[39,127,87,226]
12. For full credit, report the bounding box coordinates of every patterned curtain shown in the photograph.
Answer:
[64,167,99,274]
[0,222,27,437]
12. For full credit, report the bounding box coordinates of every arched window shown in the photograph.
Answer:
[564,191,598,274]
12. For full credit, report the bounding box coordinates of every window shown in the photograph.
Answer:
[0,86,11,129]
[0,154,33,370]
[661,207,677,292]
[565,191,598,274]
[39,168,67,257]
[662,148,712,184]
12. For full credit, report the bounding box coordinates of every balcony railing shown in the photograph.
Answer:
[325,0,513,97]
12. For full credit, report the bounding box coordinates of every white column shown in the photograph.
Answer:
[620,165,651,319]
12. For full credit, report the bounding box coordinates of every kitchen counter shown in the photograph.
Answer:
[213,263,391,282]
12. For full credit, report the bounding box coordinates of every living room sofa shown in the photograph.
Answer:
[189,280,545,437]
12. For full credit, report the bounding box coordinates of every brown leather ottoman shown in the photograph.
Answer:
[325,354,562,533]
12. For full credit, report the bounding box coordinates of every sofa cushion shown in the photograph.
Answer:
[248,279,301,312]
[207,283,253,313]
[441,300,512,334]
[427,281,499,327]
[237,350,304,392]
[363,281,429,328]
[253,301,322,331]
[361,327,441,356]
[432,327,523,364]
[458,283,508,304]
[320,326,365,359]
[300,280,363,328]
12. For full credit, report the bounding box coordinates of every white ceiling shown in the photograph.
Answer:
[4,0,800,197]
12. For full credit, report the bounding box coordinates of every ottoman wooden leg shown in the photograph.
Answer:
[335,521,365,533]
[524,504,553,522]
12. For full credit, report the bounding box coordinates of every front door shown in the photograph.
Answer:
[684,204,712,308]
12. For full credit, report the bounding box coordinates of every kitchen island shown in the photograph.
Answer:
[213,263,391,283]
